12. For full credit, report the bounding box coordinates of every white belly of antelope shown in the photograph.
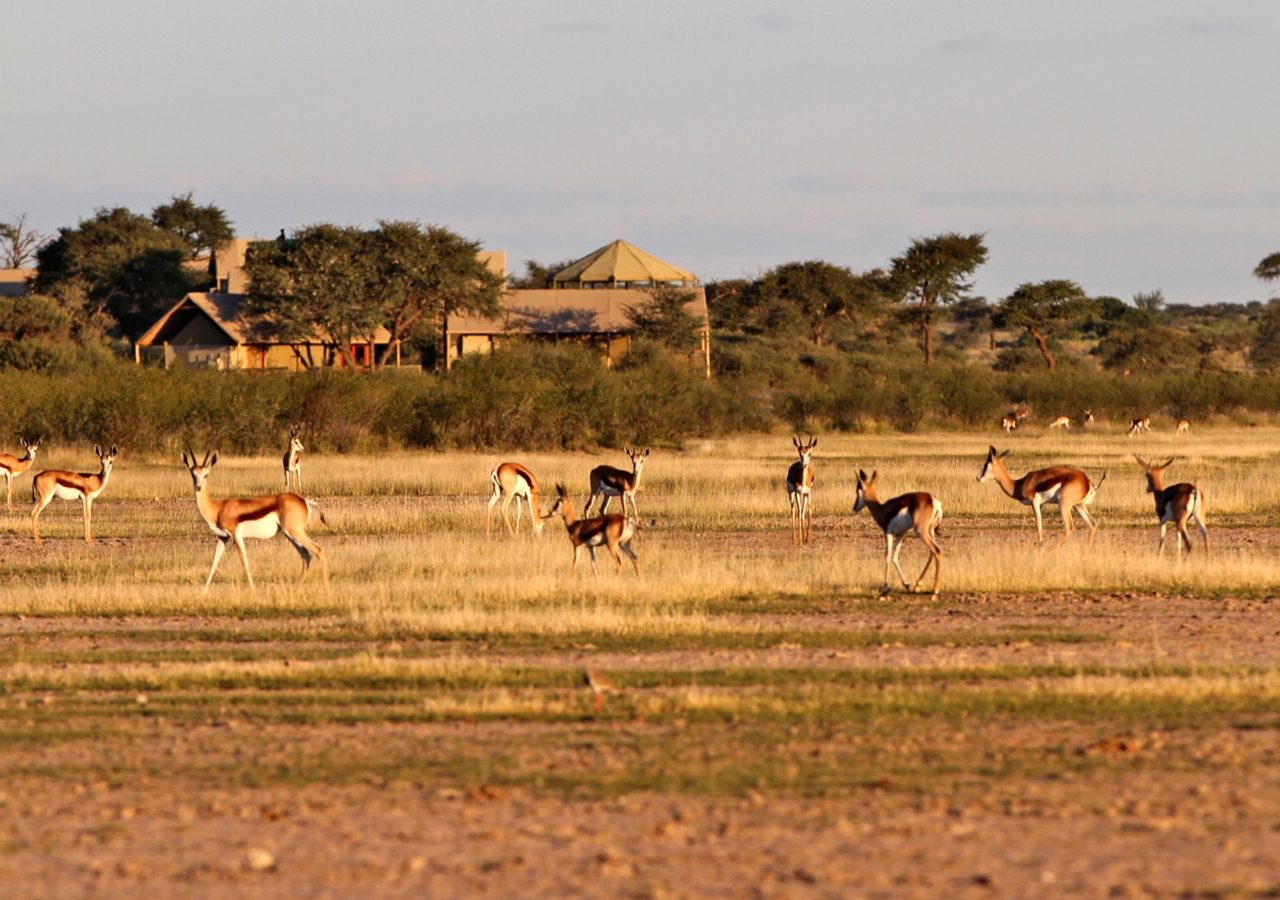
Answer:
[1035,487,1065,507]
[887,509,915,536]
[52,485,84,502]
[236,514,282,541]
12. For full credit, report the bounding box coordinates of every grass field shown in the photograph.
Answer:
[0,428,1277,896]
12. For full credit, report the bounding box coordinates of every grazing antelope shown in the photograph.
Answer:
[583,667,618,713]
[1082,410,1095,428]
[182,450,328,591]
[1048,415,1071,430]
[31,444,117,545]
[1127,417,1151,437]
[977,446,1105,545]
[0,438,40,512]
[853,469,943,599]
[282,425,304,491]
[1175,418,1190,435]
[1135,456,1207,556]
[486,461,544,536]
[546,483,638,575]
[585,447,649,518]
[786,435,817,544]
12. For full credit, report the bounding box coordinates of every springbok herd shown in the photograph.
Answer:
[1,418,1211,598]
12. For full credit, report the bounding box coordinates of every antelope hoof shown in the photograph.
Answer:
[878,584,892,597]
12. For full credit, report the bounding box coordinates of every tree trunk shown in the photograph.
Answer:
[1029,327,1056,369]
[922,320,934,366]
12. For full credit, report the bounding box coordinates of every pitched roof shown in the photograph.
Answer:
[552,240,695,285]
[447,288,708,337]
[0,268,36,297]
[137,291,392,347]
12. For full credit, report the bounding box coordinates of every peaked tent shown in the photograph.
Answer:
[552,239,696,287]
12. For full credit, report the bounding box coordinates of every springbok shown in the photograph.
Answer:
[1135,456,1207,556]
[282,425,304,491]
[546,483,638,575]
[978,446,1105,545]
[1001,415,1019,434]
[1127,417,1151,437]
[1175,419,1190,435]
[1048,415,1071,430]
[486,461,544,536]
[1082,410,1095,428]
[31,444,116,545]
[585,447,648,518]
[0,438,40,512]
[183,450,328,591]
[853,469,943,599]
[786,435,817,544]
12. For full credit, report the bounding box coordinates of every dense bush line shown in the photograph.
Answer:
[6,341,1280,455]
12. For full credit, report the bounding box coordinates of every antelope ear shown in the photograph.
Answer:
[1161,457,1176,469]
[209,450,219,468]
[810,437,817,448]
[870,469,878,483]
[998,449,1011,459]
[1134,455,1148,468]
[94,444,102,457]
[643,447,650,456]
[792,436,800,449]
[111,445,118,457]
[181,452,190,468]
[857,469,868,482]
[987,445,997,457]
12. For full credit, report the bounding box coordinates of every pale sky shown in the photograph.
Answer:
[7,1,1278,304]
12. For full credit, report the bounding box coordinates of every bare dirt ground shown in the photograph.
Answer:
[0,584,1277,898]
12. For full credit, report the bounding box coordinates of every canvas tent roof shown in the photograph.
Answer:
[447,288,708,337]
[0,268,35,297]
[552,240,695,286]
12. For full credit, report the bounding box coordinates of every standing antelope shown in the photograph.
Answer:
[1082,410,1095,428]
[1127,417,1151,437]
[183,450,328,591]
[1048,415,1071,430]
[0,438,40,512]
[31,443,116,545]
[283,425,304,491]
[786,435,817,544]
[486,461,544,536]
[1175,418,1190,435]
[546,483,638,575]
[853,469,943,599]
[1001,415,1018,434]
[1135,456,1207,556]
[585,447,649,518]
[977,446,1105,545]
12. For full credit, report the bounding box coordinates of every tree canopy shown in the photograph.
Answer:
[995,279,1092,369]
[732,260,887,346]
[624,285,702,352]
[151,193,235,259]
[33,207,206,338]
[889,232,988,365]
[0,213,44,268]
[1255,252,1280,286]
[245,221,503,369]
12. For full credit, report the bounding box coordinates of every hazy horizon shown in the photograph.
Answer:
[7,1,1278,304]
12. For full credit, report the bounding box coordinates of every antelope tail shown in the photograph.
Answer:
[306,498,329,528]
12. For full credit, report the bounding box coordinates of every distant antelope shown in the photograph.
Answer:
[583,667,618,713]
[546,483,638,575]
[1082,410,1095,428]
[282,425,304,491]
[1127,417,1151,437]
[1135,456,1207,556]
[1175,418,1190,435]
[31,443,116,545]
[183,449,328,591]
[1001,415,1018,434]
[978,446,1105,545]
[486,461,544,536]
[1048,415,1071,430]
[585,447,648,518]
[0,438,40,512]
[786,435,817,544]
[853,469,943,599]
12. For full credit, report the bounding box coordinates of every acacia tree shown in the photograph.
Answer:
[746,260,886,346]
[243,224,382,369]
[368,220,504,368]
[996,280,1092,369]
[1255,252,1280,289]
[624,285,701,352]
[0,213,45,268]
[151,193,235,259]
[889,232,988,365]
[34,207,202,338]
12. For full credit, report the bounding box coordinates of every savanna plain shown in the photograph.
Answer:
[1,428,1278,898]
